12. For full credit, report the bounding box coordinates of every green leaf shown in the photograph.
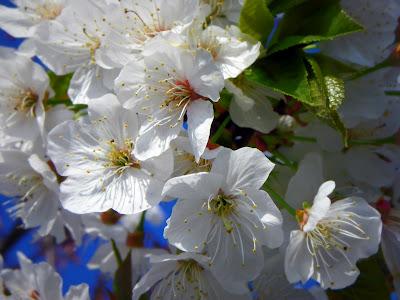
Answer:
[268,0,363,54]
[327,254,392,300]
[268,0,308,14]
[46,71,88,118]
[304,56,348,144]
[47,72,73,101]
[114,251,132,300]
[244,51,311,104]
[239,0,274,42]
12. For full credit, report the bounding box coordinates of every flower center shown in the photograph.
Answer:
[208,191,236,232]
[204,0,225,19]
[163,80,200,108]
[296,209,309,231]
[106,140,140,173]
[198,38,221,60]
[124,9,171,40]
[304,212,370,286]
[13,89,38,117]
[177,152,212,175]
[6,173,43,201]
[34,2,63,20]
[157,79,203,126]
[177,260,204,283]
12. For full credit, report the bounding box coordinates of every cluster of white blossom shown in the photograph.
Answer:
[0,0,398,299]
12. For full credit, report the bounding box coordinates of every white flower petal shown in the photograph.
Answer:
[211,147,275,192]
[187,100,214,162]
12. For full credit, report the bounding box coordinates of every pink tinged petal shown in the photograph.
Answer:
[162,172,223,201]
[187,100,214,162]
[211,147,275,192]
[303,181,335,232]
[284,230,314,284]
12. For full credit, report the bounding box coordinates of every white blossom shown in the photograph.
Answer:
[186,24,260,79]
[0,48,49,141]
[226,78,280,134]
[0,148,83,244]
[201,0,244,26]
[283,154,382,289]
[47,93,174,214]
[33,0,122,103]
[171,135,222,177]
[254,250,328,300]
[83,211,165,284]
[116,39,224,161]
[0,0,67,38]
[132,252,251,300]
[163,147,283,289]
[0,253,90,300]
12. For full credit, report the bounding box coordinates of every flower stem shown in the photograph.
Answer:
[136,211,146,233]
[271,150,298,170]
[111,239,123,267]
[264,184,296,216]
[349,136,396,146]
[348,59,392,81]
[211,115,231,144]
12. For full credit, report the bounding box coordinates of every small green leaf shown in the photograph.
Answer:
[244,51,311,104]
[304,56,348,145]
[114,251,132,300]
[268,0,363,54]
[325,76,345,111]
[48,72,73,101]
[239,0,274,42]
